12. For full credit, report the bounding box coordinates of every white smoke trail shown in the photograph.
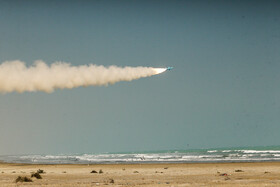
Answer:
[0,60,166,93]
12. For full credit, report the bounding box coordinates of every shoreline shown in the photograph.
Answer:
[2,160,280,164]
[2,160,280,165]
[1,162,280,186]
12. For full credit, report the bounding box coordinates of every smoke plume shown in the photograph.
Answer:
[0,60,166,93]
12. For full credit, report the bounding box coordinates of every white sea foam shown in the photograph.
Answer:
[2,148,280,164]
[237,150,280,154]
[207,150,217,153]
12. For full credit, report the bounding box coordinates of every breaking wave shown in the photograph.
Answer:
[1,147,280,164]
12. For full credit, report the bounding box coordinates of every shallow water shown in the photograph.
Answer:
[1,146,280,164]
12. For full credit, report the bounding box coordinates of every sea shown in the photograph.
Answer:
[1,146,280,164]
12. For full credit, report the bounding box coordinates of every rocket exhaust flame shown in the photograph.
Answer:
[154,68,167,74]
[0,60,166,93]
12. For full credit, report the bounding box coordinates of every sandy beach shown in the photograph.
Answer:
[0,162,280,186]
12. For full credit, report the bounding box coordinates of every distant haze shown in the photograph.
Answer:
[0,0,279,155]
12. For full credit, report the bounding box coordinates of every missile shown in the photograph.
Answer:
[166,67,173,70]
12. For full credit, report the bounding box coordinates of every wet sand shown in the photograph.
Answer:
[1,162,280,186]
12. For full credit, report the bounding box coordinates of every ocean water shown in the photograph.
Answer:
[1,146,280,164]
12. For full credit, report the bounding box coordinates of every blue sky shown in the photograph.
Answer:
[0,0,279,155]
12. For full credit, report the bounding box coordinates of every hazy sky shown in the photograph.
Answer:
[0,0,279,155]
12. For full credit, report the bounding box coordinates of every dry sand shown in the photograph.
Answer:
[1,162,280,186]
